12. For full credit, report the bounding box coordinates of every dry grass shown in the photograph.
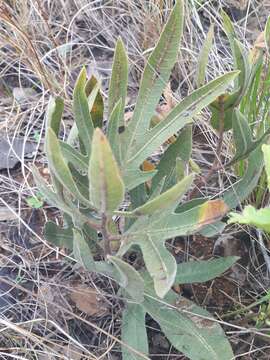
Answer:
[1,0,270,359]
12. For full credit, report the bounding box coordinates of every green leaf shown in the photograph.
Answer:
[122,303,149,360]
[231,110,253,162]
[26,194,43,209]
[108,256,144,303]
[85,75,104,128]
[118,200,229,297]
[46,128,91,207]
[123,199,229,242]
[223,147,264,209]
[222,11,249,92]
[73,67,94,154]
[228,110,270,166]
[44,221,73,250]
[46,96,64,136]
[32,165,84,223]
[89,128,125,214]
[143,293,234,360]
[262,144,270,190]
[108,38,128,125]
[121,0,184,164]
[132,174,194,216]
[73,228,96,271]
[229,205,270,233]
[152,125,192,191]
[195,24,214,87]
[107,99,122,163]
[174,256,239,284]
[134,234,177,298]
[124,71,239,189]
[59,141,88,172]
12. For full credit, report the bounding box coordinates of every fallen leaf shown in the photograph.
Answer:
[0,137,36,170]
[69,285,108,317]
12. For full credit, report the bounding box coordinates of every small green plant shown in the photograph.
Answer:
[26,191,44,209]
[32,2,269,359]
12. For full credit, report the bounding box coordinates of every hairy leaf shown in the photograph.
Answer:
[122,0,184,164]
[85,75,104,128]
[124,71,239,189]
[143,293,233,360]
[152,125,192,191]
[132,174,194,216]
[73,67,94,154]
[174,256,239,284]
[196,24,214,87]
[46,96,64,136]
[59,141,88,172]
[44,221,73,250]
[73,228,96,271]
[46,128,91,207]
[89,128,125,214]
[122,303,149,360]
[107,99,122,163]
[108,38,128,124]
[108,256,144,303]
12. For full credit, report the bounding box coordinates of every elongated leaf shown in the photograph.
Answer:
[231,110,253,162]
[108,38,128,124]
[85,75,104,128]
[143,292,234,360]
[223,147,263,209]
[107,99,122,163]
[46,96,64,136]
[108,256,144,302]
[174,256,239,284]
[128,234,176,298]
[132,174,194,215]
[89,129,125,214]
[124,71,239,189]
[46,128,91,207]
[196,24,214,87]
[222,11,248,91]
[262,144,270,190]
[146,236,176,298]
[122,199,229,242]
[73,228,96,271]
[59,141,88,172]
[152,125,192,191]
[32,165,77,217]
[122,303,149,360]
[44,221,73,250]
[69,164,89,200]
[122,0,184,164]
[73,67,94,154]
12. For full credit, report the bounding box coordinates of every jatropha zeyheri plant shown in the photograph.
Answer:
[32,1,261,359]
